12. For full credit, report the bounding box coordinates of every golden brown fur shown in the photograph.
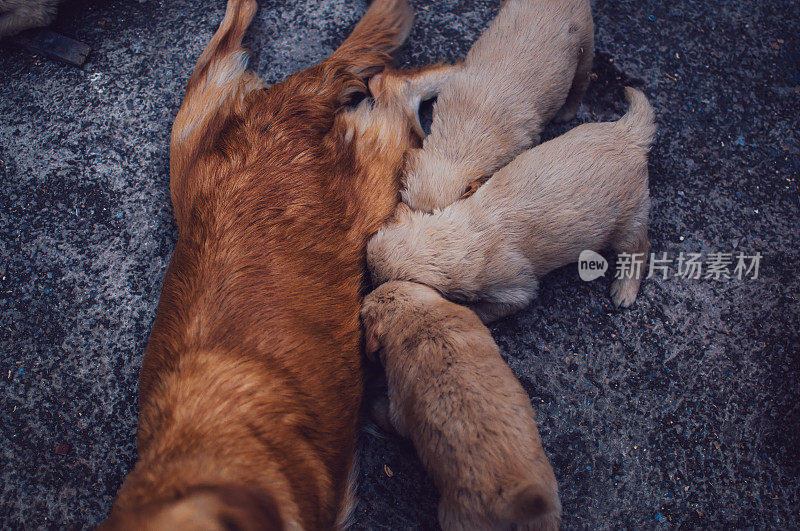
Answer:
[102,0,432,528]
[361,281,561,530]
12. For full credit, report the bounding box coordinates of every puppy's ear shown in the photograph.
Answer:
[392,201,413,222]
[400,78,424,139]
[459,175,490,200]
[404,102,425,139]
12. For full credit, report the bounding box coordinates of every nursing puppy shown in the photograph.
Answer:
[401,0,594,212]
[362,280,560,530]
[102,0,440,528]
[0,0,62,38]
[369,88,656,323]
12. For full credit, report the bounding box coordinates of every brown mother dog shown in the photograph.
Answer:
[101,0,429,528]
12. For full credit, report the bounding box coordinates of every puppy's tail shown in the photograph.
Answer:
[328,0,414,78]
[493,478,561,530]
[616,87,657,151]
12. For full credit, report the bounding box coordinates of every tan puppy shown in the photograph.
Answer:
[361,280,560,530]
[368,88,656,323]
[0,0,62,38]
[400,0,594,213]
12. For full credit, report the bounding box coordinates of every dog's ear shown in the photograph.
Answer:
[368,72,385,98]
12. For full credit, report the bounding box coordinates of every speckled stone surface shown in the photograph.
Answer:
[0,0,798,528]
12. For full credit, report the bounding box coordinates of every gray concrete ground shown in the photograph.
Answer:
[0,0,798,528]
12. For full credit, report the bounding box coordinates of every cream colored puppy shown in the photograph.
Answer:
[368,88,656,323]
[399,0,594,213]
[361,280,561,530]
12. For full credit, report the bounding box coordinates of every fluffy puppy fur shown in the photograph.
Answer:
[101,0,439,528]
[368,88,656,323]
[0,0,62,38]
[401,0,594,213]
[361,280,561,530]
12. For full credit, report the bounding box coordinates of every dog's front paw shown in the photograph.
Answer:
[610,278,641,308]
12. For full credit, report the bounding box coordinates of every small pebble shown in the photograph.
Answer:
[54,443,70,456]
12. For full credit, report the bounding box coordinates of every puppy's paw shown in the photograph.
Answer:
[551,106,579,123]
[610,278,640,308]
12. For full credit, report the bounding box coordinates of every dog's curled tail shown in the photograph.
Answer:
[493,478,562,530]
[617,87,657,151]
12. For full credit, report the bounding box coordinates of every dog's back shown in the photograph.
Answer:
[471,86,655,269]
[105,0,416,528]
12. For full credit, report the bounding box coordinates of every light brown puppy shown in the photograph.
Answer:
[368,88,656,323]
[400,0,594,213]
[361,280,561,530]
[100,0,447,529]
[0,0,62,38]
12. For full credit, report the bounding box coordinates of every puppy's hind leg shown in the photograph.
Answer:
[552,33,594,123]
[610,194,651,308]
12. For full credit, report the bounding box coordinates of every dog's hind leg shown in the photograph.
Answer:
[169,0,264,222]
[327,0,413,79]
[553,31,594,123]
[610,193,651,307]
[274,0,414,135]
